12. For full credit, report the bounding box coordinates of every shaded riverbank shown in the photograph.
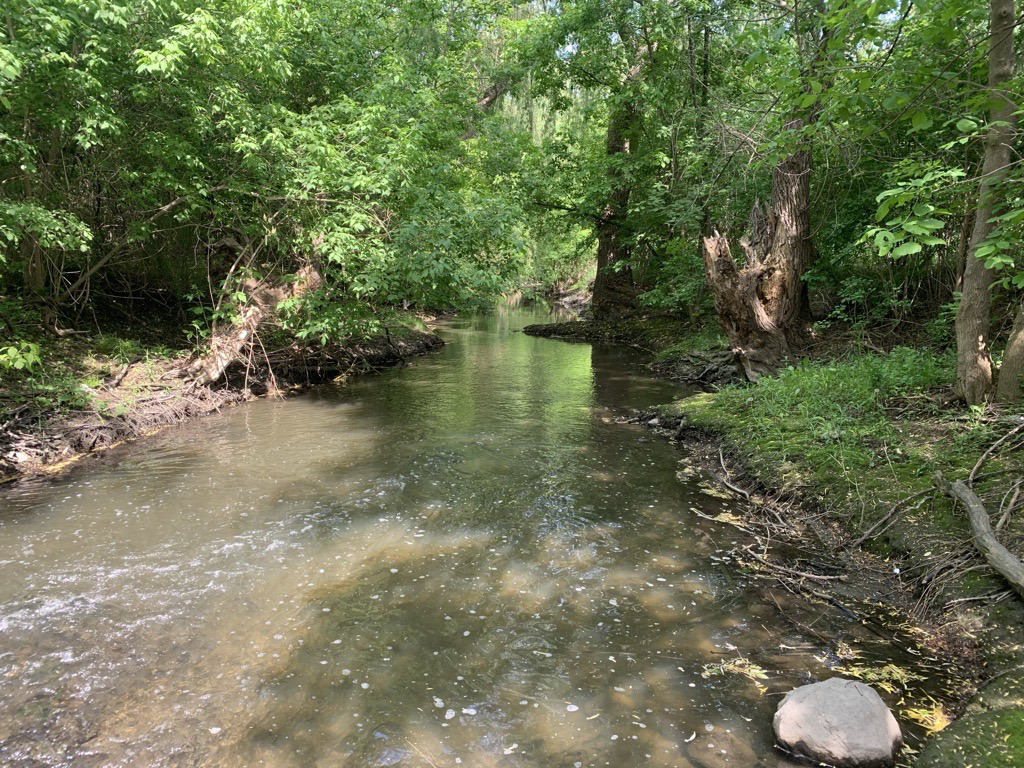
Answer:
[0,317,443,482]
[526,313,1024,767]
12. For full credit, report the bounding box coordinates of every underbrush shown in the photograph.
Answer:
[0,300,186,415]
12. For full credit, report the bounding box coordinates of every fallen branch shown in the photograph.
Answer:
[103,358,141,390]
[851,487,934,547]
[933,471,1024,601]
[719,447,751,499]
[969,422,1024,486]
[741,545,845,582]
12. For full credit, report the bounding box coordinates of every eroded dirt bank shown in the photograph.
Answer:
[1,327,443,482]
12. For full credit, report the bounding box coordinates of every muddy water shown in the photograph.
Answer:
[1,306,928,768]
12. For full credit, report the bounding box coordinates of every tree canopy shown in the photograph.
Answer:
[2,0,1023,397]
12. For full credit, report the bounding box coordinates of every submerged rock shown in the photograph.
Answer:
[773,677,902,767]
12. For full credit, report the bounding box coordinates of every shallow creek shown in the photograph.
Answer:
[1,305,941,767]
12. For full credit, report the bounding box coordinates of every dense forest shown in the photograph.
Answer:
[2,0,1022,400]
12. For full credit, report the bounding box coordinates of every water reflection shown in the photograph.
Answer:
[0,305,932,768]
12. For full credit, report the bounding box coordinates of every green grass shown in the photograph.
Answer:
[659,347,1018,559]
[917,708,1024,768]
[653,325,729,363]
[656,344,1024,767]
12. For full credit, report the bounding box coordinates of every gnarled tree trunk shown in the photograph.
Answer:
[955,0,1016,404]
[702,129,816,380]
[591,100,638,318]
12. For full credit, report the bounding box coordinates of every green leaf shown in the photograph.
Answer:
[892,242,923,258]
[910,111,933,132]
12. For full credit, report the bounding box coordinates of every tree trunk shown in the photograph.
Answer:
[955,0,1016,404]
[701,229,790,381]
[591,99,638,317]
[701,126,816,380]
[954,208,976,293]
[185,265,322,386]
[995,300,1024,402]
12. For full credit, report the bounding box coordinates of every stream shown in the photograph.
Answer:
[1,305,939,768]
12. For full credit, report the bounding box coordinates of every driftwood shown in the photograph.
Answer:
[933,470,1024,601]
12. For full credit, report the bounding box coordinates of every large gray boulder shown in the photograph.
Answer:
[773,677,902,767]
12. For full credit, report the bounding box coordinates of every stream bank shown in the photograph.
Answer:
[0,316,443,482]
[525,314,1024,767]
[4,304,892,768]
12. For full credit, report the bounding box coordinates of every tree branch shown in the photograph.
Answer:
[934,471,1024,601]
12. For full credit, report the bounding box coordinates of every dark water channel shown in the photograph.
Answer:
[1,306,940,767]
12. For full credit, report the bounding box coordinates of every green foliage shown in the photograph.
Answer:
[638,239,710,313]
[1,0,541,332]
[0,0,1020,362]
[865,163,965,259]
[0,341,42,371]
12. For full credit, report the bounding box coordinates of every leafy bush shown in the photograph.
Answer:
[0,341,41,371]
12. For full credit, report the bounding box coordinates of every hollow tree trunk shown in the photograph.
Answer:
[955,0,1016,404]
[995,300,1024,402]
[701,126,816,380]
[702,230,791,381]
[591,100,638,318]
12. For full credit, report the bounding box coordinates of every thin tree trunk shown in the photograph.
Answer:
[955,0,1016,404]
[591,99,638,317]
[995,300,1024,402]
[696,24,712,233]
[954,208,976,293]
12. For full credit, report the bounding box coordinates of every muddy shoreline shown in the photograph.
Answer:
[0,327,444,483]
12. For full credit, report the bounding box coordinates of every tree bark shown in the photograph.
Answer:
[701,125,816,380]
[995,299,1024,402]
[701,229,790,381]
[955,0,1016,404]
[591,99,638,317]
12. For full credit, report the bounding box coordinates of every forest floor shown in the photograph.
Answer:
[524,312,1024,768]
[0,306,443,482]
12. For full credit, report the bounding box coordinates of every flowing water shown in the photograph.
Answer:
[1,306,936,768]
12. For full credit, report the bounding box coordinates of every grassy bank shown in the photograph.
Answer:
[529,312,1024,766]
[0,303,443,480]
[658,350,1024,767]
